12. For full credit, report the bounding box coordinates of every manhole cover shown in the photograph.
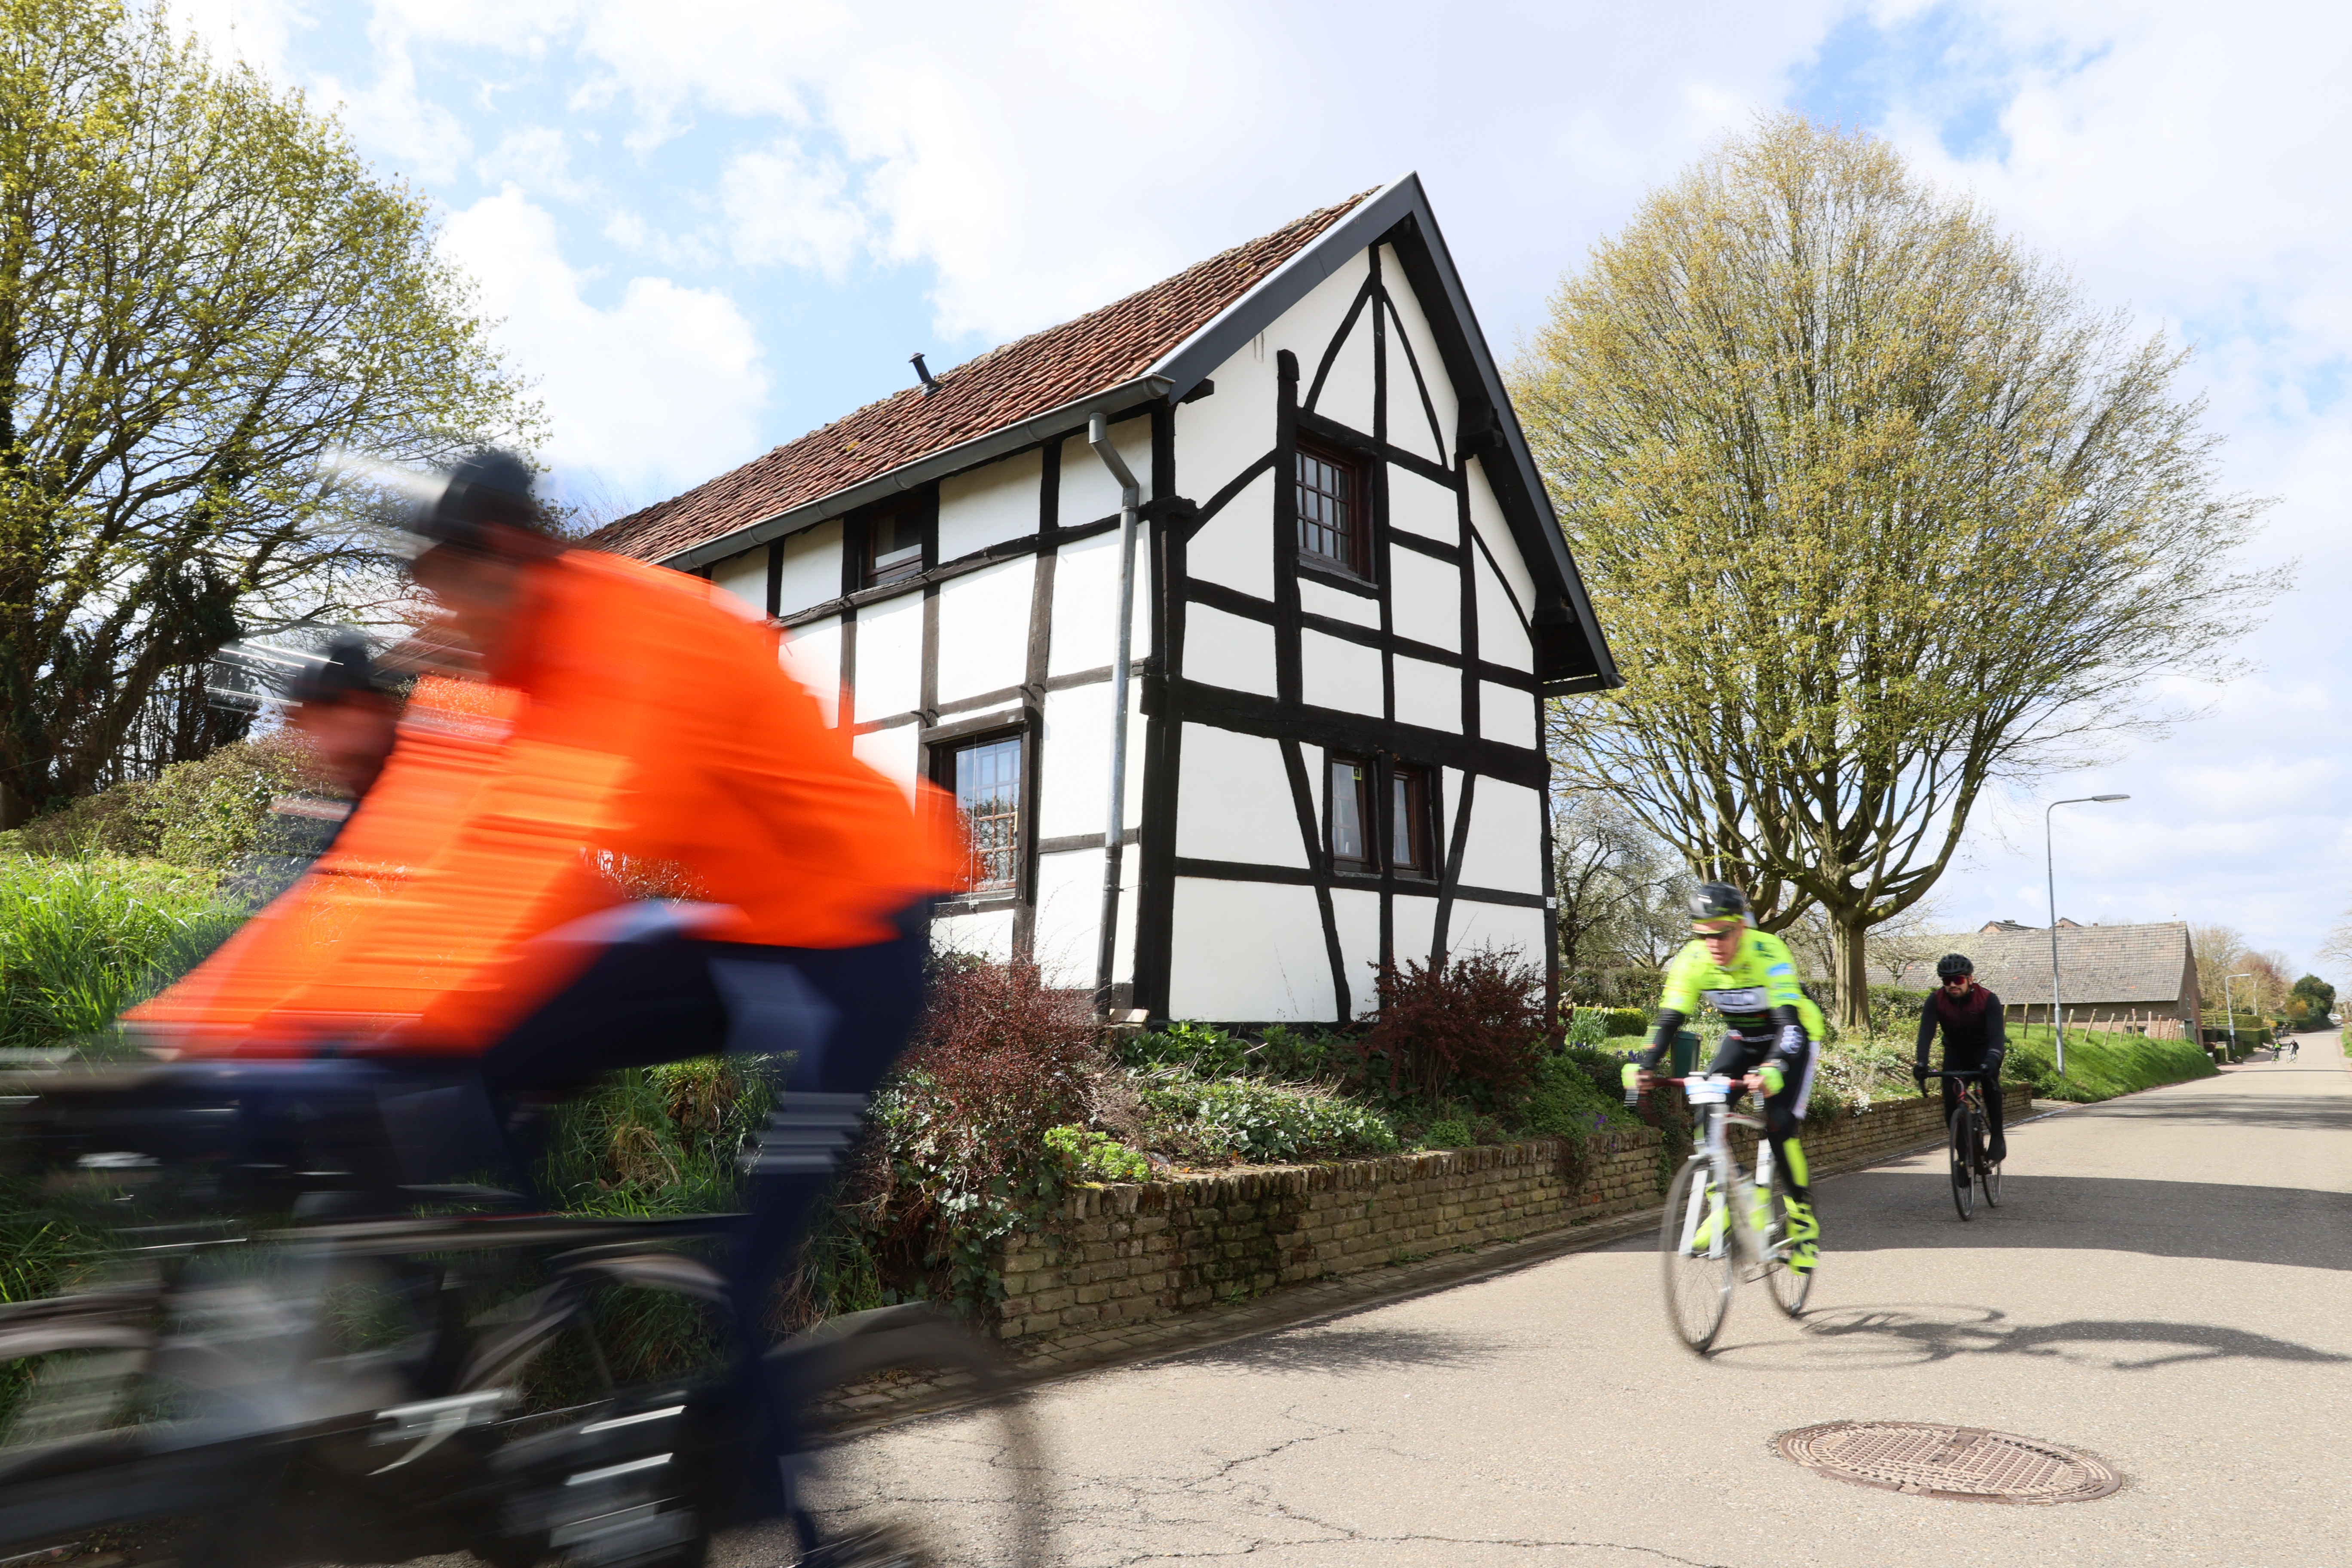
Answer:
[1777,1421,2120,1504]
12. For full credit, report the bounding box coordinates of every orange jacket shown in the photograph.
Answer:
[133,549,964,1056]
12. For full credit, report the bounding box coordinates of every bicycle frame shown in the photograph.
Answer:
[1671,1075,1779,1266]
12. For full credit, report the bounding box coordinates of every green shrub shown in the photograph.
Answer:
[1253,1023,1347,1081]
[1420,1117,1474,1149]
[1044,1124,1150,1182]
[1141,1077,1399,1164]
[15,735,328,869]
[1115,1020,1249,1078]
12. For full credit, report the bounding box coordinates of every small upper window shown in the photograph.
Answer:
[1295,441,1365,575]
[952,735,1022,891]
[864,508,925,587]
[1391,765,1433,877]
[1329,755,1373,871]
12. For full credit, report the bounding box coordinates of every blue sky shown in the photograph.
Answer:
[177,0,2352,983]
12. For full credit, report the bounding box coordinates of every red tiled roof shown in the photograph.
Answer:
[590,191,1372,564]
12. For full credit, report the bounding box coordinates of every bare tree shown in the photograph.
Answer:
[1518,114,2282,1027]
[1554,790,1690,999]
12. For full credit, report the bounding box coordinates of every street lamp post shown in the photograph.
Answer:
[2046,794,2130,1078]
[2224,971,2253,1061]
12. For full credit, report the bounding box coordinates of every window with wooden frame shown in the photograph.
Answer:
[1294,439,1367,576]
[949,734,1023,892]
[862,505,926,587]
[1328,754,1374,872]
[1390,763,1434,878]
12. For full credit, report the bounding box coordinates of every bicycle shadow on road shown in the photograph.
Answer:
[1820,1169,2352,1271]
[1709,1302,2350,1373]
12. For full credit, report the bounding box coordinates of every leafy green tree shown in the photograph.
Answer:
[0,0,533,825]
[2287,974,2334,1028]
[1515,115,2281,1028]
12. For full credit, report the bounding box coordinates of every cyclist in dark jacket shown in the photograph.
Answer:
[1914,952,2008,1169]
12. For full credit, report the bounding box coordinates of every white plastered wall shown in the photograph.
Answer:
[1181,603,1276,697]
[1481,683,1537,748]
[1460,780,1544,895]
[1444,902,1547,968]
[1393,890,1439,973]
[1036,681,1147,842]
[931,908,1016,964]
[1388,467,1457,545]
[1174,724,1307,867]
[710,547,765,613]
[851,724,920,803]
[1308,304,1376,436]
[1331,887,1381,1015]
[937,448,1042,563]
[935,559,1031,705]
[1466,460,1539,617]
[1167,879,1332,1021]
[1388,549,1459,652]
[1297,578,1378,628]
[1057,417,1154,528]
[1049,528,1155,675]
[1301,629,1382,717]
[1393,655,1459,733]
[780,617,842,726]
[776,519,842,616]
[852,594,924,722]
[1253,250,1370,419]
[1185,468,1274,600]
[1377,245,1461,469]
[1032,847,1141,991]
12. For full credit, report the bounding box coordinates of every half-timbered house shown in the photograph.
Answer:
[594,175,1620,1023]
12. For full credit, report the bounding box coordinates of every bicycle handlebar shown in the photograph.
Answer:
[1918,1069,1994,1080]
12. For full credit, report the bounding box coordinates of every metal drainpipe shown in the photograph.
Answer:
[1087,412,1141,1018]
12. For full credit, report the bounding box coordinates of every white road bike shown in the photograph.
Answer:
[1657,1074,1812,1354]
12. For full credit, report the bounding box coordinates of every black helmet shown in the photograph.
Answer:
[411,448,549,552]
[1689,882,1749,924]
[1935,952,1974,981]
[286,631,398,707]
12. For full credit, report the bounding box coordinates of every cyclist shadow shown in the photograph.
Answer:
[1716,1303,2348,1373]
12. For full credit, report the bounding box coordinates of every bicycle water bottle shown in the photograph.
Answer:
[1620,1060,1641,1106]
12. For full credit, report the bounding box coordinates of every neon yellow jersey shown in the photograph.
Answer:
[1659,927,1825,1040]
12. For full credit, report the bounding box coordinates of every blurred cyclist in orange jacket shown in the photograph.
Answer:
[130,451,966,1517]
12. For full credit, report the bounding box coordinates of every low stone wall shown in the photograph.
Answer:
[995,1086,2032,1344]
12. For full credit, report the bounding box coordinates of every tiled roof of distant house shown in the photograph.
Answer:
[1896,922,2196,1006]
[590,192,1372,564]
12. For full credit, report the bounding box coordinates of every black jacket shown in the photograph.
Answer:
[1916,984,2008,1074]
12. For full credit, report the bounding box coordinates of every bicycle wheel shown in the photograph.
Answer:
[1763,1186,1814,1318]
[772,1305,1052,1568]
[1981,1117,2003,1209]
[1659,1160,1734,1354]
[1948,1108,1976,1222]
[0,1296,241,1559]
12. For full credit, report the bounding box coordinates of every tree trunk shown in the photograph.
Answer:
[1831,911,1871,1032]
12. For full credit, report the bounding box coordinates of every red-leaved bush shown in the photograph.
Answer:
[1362,946,1553,1102]
[833,957,1101,1311]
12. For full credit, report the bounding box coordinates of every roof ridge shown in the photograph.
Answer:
[588,189,1377,563]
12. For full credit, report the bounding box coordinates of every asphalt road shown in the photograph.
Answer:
[736,1028,2352,1568]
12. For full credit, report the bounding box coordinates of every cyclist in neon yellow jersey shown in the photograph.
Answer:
[1623,882,1823,1274]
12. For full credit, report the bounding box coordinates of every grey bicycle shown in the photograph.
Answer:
[1656,1074,1812,1354]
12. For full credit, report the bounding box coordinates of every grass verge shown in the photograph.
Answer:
[2001,1023,2217,1102]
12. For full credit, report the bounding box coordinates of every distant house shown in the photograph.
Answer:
[1897,921,2202,1038]
[591,176,1619,1023]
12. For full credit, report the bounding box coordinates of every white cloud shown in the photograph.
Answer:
[477,124,592,204]
[440,186,769,494]
[719,139,867,276]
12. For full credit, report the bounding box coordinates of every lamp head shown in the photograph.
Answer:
[2092,793,2130,802]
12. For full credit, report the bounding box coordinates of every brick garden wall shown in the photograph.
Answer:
[995,1087,2032,1344]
